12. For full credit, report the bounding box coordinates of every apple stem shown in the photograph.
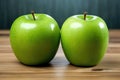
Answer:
[84,12,87,20]
[31,11,36,20]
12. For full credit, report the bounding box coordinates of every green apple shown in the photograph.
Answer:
[10,12,60,65]
[61,12,109,67]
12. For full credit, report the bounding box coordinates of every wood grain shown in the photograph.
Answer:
[0,30,120,80]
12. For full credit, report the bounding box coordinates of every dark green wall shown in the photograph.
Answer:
[0,0,120,29]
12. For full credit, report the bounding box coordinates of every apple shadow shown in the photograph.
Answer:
[21,62,53,68]
[13,60,53,68]
[69,63,96,68]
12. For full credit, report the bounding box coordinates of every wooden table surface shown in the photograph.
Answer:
[0,30,120,80]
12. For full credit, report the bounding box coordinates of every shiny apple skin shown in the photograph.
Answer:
[10,14,60,65]
[61,15,109,66]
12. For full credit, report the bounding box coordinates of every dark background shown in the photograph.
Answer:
[0,0,120,29]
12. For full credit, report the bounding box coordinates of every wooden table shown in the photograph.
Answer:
[0,30,120,80]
